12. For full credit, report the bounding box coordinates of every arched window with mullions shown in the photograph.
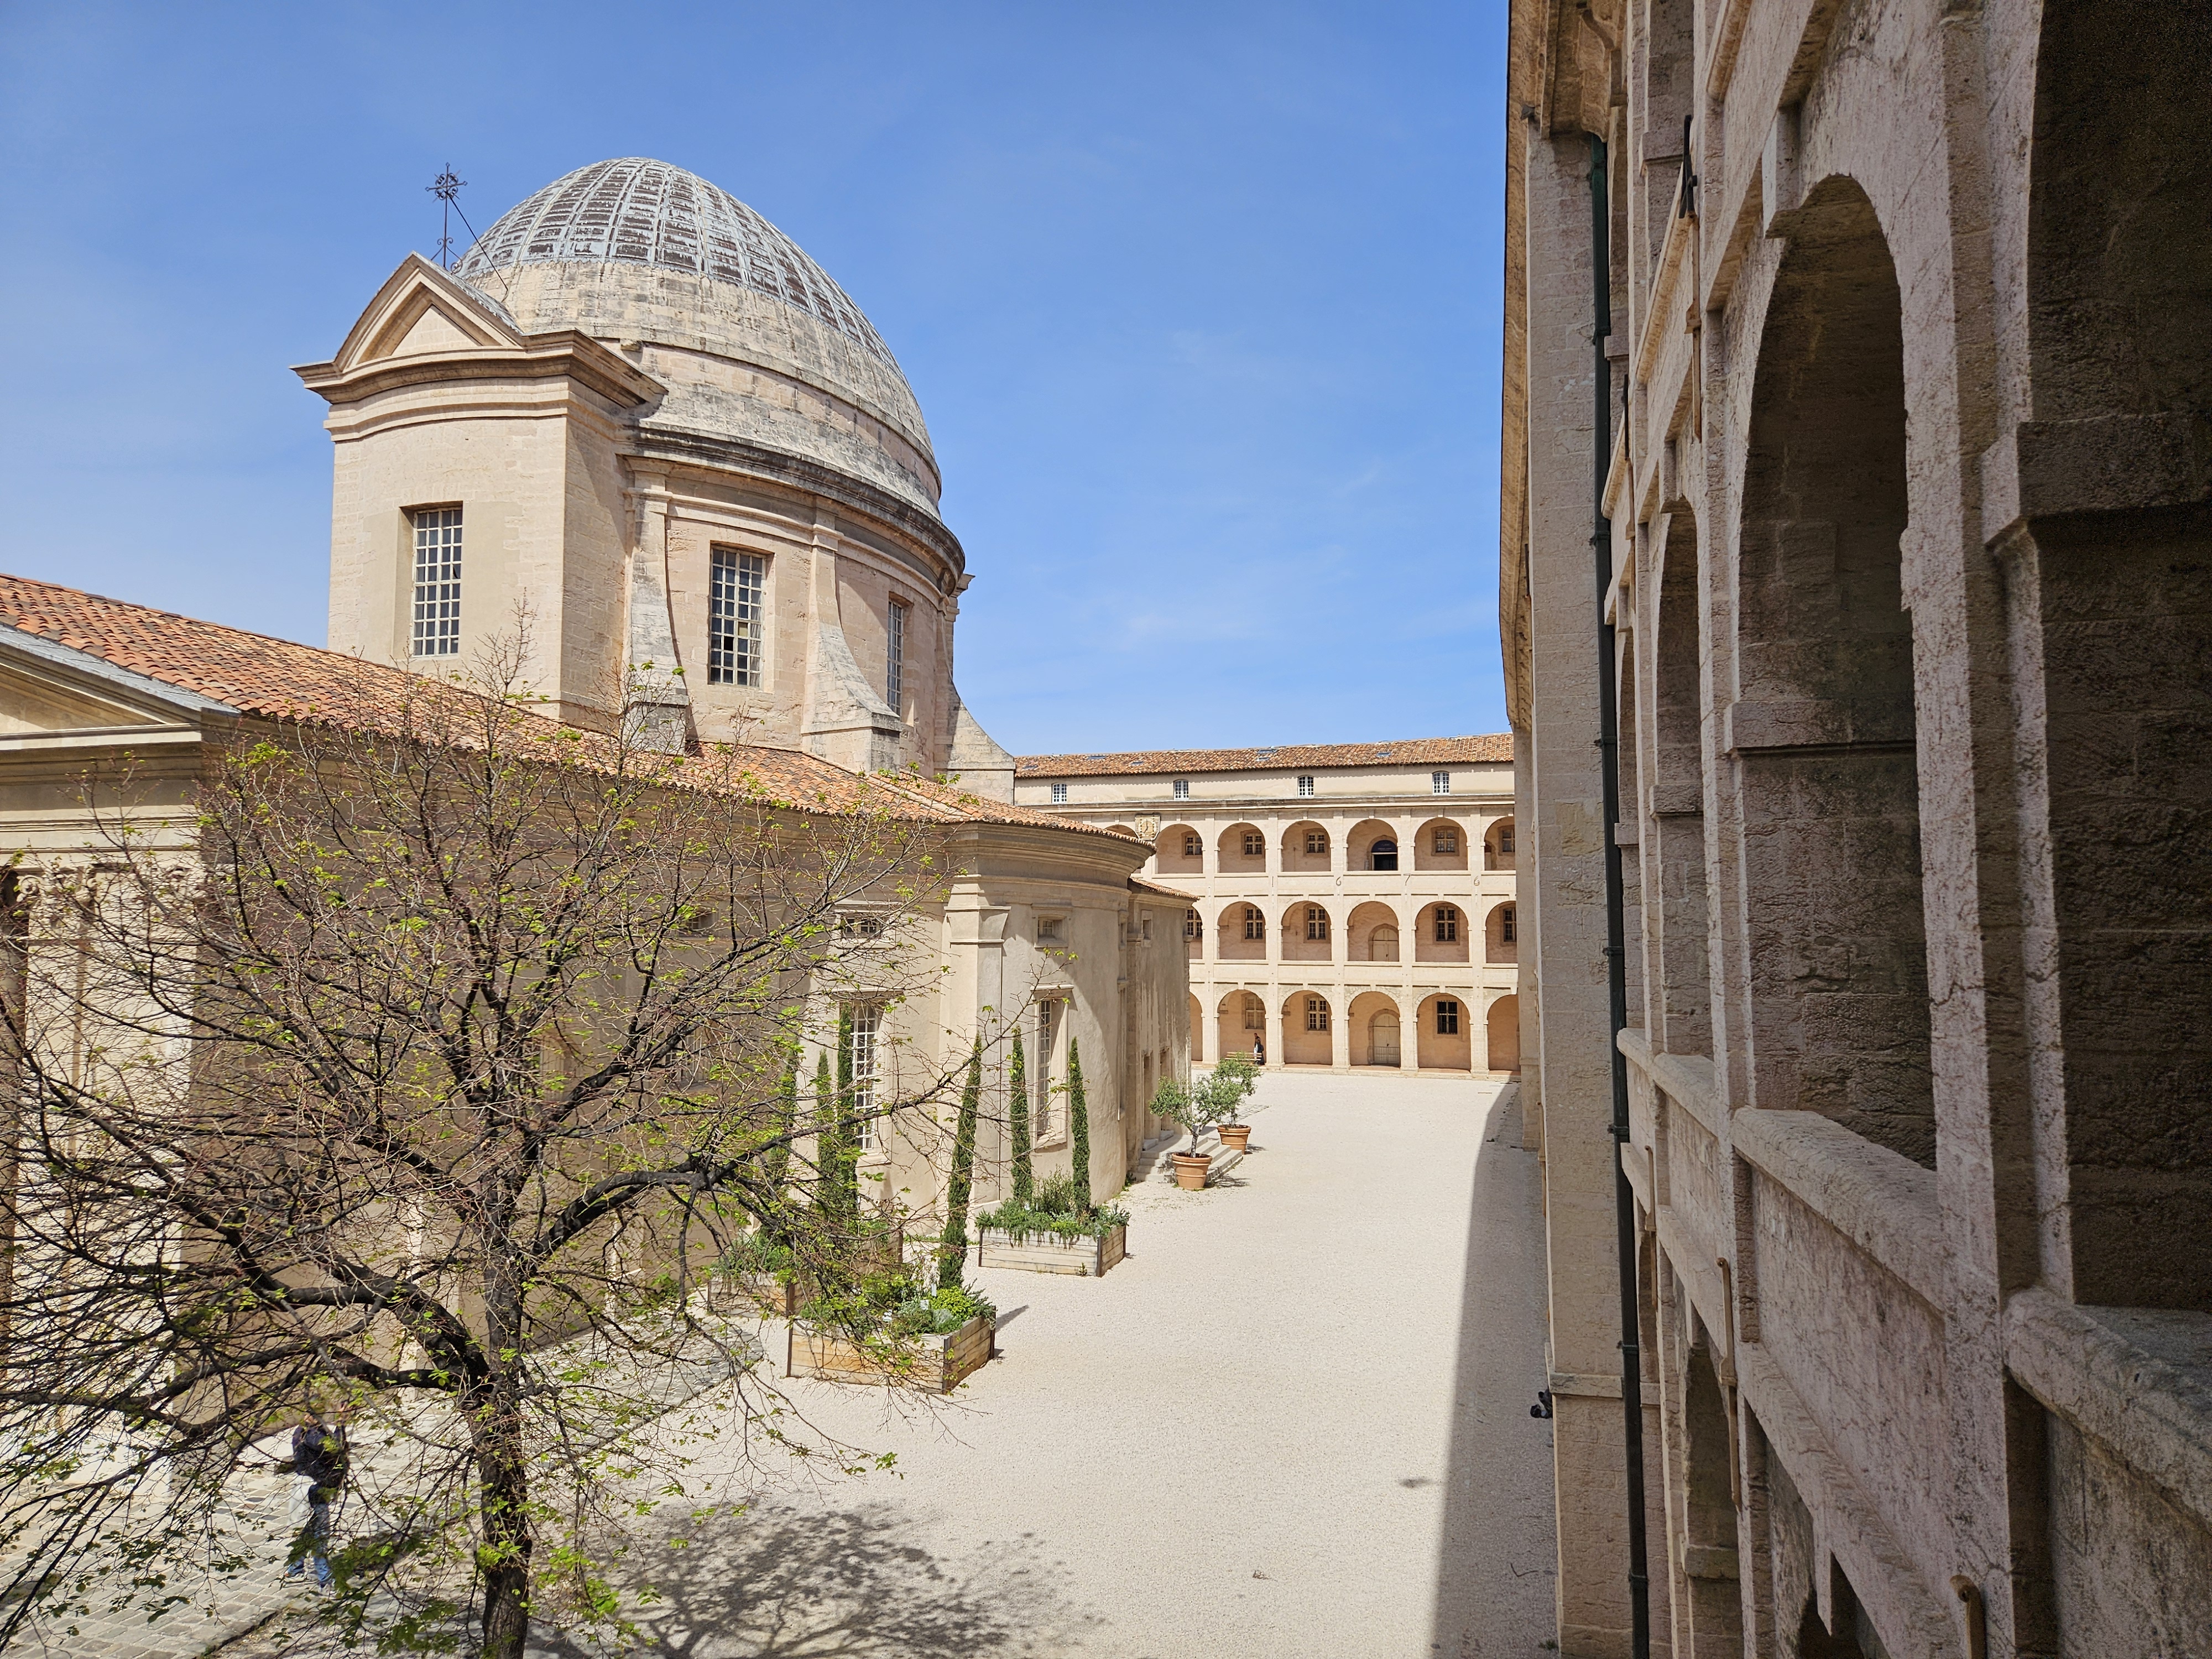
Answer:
[1433,904,1460,942]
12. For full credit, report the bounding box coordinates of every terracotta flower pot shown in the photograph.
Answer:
[1216,1124,1251,1153]
[1171,1151,1212,1192]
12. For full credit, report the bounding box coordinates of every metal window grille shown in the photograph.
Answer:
[1436,905,1460,942]
[1501,905,1516,943]
[1242,906,1265,941]
[1306,905,1329,941]
[1436,999,1460,1035]
[708,549,765,686]
[410,508,463,657]
[1431,770,1451,794]
[1173,779,1190,800]
[844,1008,880,1148]
[1296,775,1314,797]
[1305,997,1329,1032]
[886,601,907,713]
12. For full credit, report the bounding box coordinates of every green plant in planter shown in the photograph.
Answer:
[938,1039,983,1289]
[1067,1036,1092,1212]
[1008,1028,1033,1204]
[973,1194,1130,1243]
[1211,1052,1260,1115]
[801,1269,996,1338]
[1151,1063,1254,1158]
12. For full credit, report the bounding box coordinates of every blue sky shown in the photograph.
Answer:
[0,1,1507,752]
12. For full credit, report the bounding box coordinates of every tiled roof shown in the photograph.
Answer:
[1129,876,1197,902]
[1014,734,1514,779]
[0,573,1136,843]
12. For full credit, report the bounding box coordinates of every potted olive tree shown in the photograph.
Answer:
[1151,1064,1255,1191]
[1209,1053,1260,1152]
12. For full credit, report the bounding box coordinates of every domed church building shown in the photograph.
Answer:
[296,157,1011,787]
[0,158,1190,1217]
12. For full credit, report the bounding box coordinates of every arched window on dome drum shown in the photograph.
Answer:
[1370,838,1398,872]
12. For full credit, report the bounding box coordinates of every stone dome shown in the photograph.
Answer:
[455,158,941,518]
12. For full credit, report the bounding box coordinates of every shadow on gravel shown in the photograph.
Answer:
[1428,1083,1561,1658]
[529,1501,1080,1659]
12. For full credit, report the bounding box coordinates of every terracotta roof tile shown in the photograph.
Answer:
[1013,734,1514,778]
[0,573,1138,843]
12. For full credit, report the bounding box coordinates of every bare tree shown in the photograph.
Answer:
[0,639,976,1656]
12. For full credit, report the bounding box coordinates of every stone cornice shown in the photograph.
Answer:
[294,329,663,411]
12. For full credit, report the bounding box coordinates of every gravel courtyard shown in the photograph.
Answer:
[593,1070,1559,1659]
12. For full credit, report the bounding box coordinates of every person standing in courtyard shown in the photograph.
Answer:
[286,1410,348,1588]
[1253,1033,1265,1066]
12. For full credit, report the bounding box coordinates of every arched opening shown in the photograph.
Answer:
[1349,990,1403,1068]
[1281,991,1333,1067]
[1280,820,1332,872]
[1155,822,1204,875]
[1217,822,1268,874]
[1681,1325,1743,1651]
[1217,902,1266,963]
[1346,900,1400,963]
[2023,3,2212,1310]
[1279,900,1332,964]
[1413,817,1469,872]
[1736,176,1931,1167]
[1650,510,1710,1054]
[1483,817,1516,871]
[1418,902,1470,964]
[1481,903,1515,966]
[1217,990,1266,1067]
[1485,994,1520,1073]
[1348,819,1399,872]
[1187,993,1203,1064]
[1416,993,1472,1071]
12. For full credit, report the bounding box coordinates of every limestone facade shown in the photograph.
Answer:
[1500,1,2212,1655]
[1012,738,1519,1077]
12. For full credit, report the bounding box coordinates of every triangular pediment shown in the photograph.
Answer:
[327,254,526,373]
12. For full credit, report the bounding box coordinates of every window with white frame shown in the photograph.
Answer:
[410,507,463,657]
[885,600,908,714]
[1172,778,1190,800]
[1435,999,1461,1035]
[1305,996,1329,1032]
[1296,775,1314,797]
[1183,908,1201,940]
[1432,770,1451,794]
[844,1007,880,1148]
[1051,782,1068,805]
[1034,1000,1060,1138]
[1305,905,1329,941]
[708,548,765,686]
[1435,904,1461,942]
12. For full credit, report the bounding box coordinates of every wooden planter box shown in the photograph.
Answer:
[785,1313,995,1394]
[977,1223,1127,1277]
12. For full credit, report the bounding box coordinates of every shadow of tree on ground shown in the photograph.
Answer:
[529,1500,1093,1659]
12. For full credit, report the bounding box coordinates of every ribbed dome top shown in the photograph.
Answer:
[455,158,896,368]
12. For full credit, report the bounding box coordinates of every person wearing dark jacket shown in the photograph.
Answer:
[285,1413,348,1588]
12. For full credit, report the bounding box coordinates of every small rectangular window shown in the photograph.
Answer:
[708,549,766,687]
[1500,826,1515,855]
[1183,908,1201,940]
[1431,770,1451,795]
[1173,778,1190,800]
[410,507,463,657]
[1305,997,1329,1032]
[1436,999,1461,1036]
[1241,830,1265,858]
[1037,916,1065,943]
[885,600,908,715]
[1500,905,1517,943]
[1243,999,1265,1031]
[1296,775,1314,797]
[1304,828,1327,855]
[1242,905,1265,941]
[1141,917,1152,941]
[1434,828,1459,854]
[1305,905,1329,941]
[1051,782,1068,805]
[1435,905,1460,942]
[1182,832,1202,857]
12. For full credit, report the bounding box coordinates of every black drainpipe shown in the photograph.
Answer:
[1588,131,1652,1659]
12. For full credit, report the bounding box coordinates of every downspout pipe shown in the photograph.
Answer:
[1588,131,1652,1659]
